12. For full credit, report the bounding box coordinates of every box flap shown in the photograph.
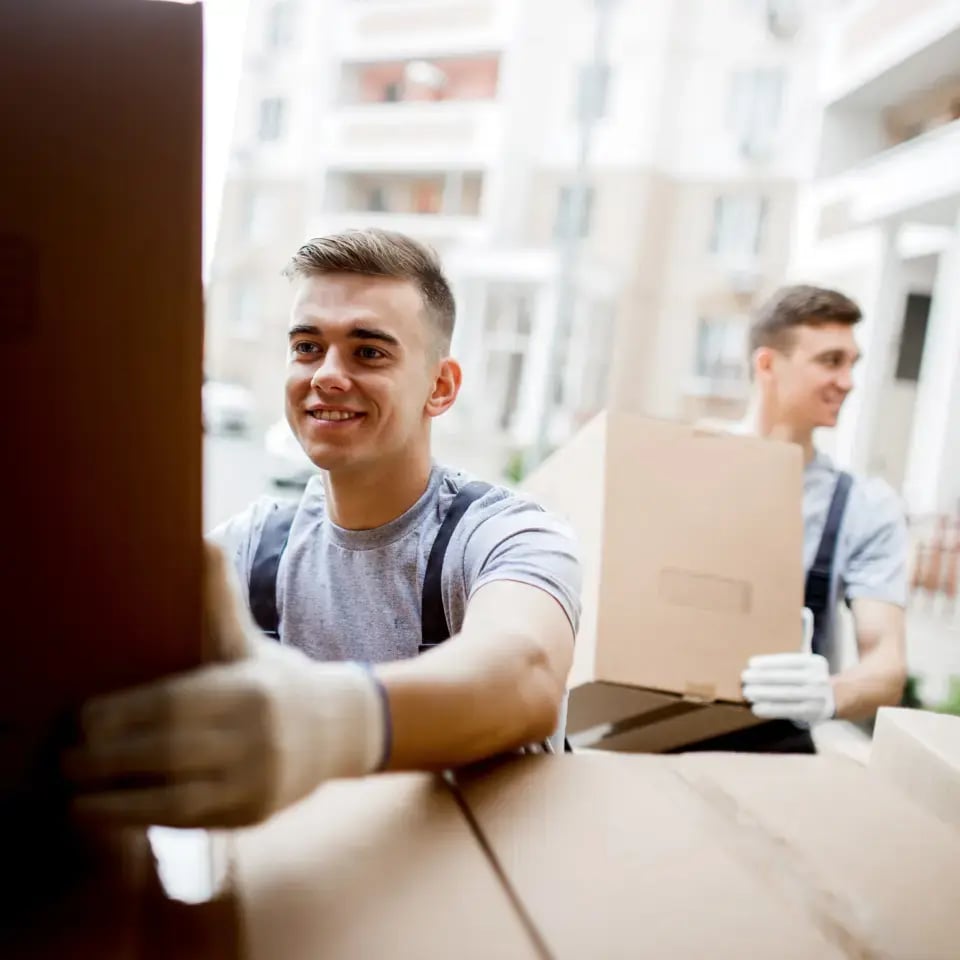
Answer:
[233,774,539,959]
[869,707,960,830]
[673,752,960,958]
[456,755,843,958]
[457,753,960,959]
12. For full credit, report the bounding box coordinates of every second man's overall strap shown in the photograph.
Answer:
[803,471,853,656]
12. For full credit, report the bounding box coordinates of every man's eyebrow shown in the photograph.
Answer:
[286,323,400,347]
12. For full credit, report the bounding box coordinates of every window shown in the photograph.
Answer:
[240,190,273,240]
[482,284,536,431]
[233,284,261,341]
[258,97,286,142]
[895,293,931,382]
[554,185,595,240]
[574,62,610,122]
[728,69,784,157]
[710,195,767,257]
[694,318,748,384]
[266,2,295,50]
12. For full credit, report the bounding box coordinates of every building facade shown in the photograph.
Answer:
[791,0,960,516]
[205,0,825,478]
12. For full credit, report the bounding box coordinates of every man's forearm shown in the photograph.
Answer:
[831,646,906,720]
[374,630,564,771]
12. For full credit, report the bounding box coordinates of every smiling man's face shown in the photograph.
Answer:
[766,321,861,431]
[285,272,457,475]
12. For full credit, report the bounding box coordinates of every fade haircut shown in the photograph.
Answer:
[283,228,456,354]
[749,284,862,356]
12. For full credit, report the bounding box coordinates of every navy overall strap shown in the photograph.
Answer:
[249,501,300,640]
[804,471,853,656]
[419,481,492,653]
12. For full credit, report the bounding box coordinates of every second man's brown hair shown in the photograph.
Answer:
[749,284,862,356]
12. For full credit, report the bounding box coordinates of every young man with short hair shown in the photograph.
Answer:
[688,285,908,754]
[65,230,581,826]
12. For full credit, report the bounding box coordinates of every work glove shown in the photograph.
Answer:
[741,608,836,726]
[62,543,388,828]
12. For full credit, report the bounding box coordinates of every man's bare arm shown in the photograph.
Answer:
[831,598,906,720]
[376,579,575,770]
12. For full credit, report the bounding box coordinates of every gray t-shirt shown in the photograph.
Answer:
[804,451,908,668]
[209,464,582,665]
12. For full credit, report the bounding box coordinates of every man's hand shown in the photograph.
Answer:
[741,607,836,726]
[741,652,836,725]
[62,545,387,828]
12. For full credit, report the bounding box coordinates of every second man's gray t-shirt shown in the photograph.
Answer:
[209,463,582,664]
[803,451,907,666]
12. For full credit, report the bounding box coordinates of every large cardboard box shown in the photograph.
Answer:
[233,774,540,960]
[869,706,960,830]
[523,413,804,751]
[456,753,960,959]
[0,0,205,861]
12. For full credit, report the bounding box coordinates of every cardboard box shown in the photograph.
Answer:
[0,0,205,796]
[869,706,960,830]
[456,753,960,959]
[523,413,804,751]
[233,774,540,960]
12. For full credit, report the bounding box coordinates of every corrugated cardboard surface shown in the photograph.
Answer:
[598,417,803,701]
[233,774,542,960]
[456,753,960,959]
[869,707,960,830]
[0,0,204,785]
[524,413,802,749]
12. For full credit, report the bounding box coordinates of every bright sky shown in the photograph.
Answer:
[202,0,251,281]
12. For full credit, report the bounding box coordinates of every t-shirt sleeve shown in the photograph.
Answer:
[205,497,274,593]
[460,496,582,635]
[843,478,908,607]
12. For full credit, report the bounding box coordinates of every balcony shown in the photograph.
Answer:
[819,119,960,226]
[322,100,501,169]
[338,0,513,61]
[824,0,960,108]
[316,170,490,245]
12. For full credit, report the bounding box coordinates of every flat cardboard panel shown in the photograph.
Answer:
[457,754,960,959]
[869,707,960,830]
[593,700,759,753]
[674,753,960,958]
[456,755,841,959]
[0,0,204,787]
[234,774,539,960]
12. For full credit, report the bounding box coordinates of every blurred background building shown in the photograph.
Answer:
[201,0,960,708]
[204,0,824,478]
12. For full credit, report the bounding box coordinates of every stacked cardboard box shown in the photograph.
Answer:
[233,747,960,959]
[522,412,804,751]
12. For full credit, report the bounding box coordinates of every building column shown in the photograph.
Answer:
[903,210,960,516]
[831,222,904,473]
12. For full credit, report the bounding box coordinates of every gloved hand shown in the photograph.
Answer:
[741,607,836,726]
[62,543,388,828]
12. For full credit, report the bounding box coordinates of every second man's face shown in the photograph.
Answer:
[772,322,861,430]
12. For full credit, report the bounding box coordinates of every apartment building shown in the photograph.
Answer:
[205,0,824,477]
[790,0,960,516]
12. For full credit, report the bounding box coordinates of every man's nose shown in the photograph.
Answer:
[310,348,351,392]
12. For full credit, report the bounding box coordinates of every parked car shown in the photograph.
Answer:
[264,418,318,488]
[202,380,254,435]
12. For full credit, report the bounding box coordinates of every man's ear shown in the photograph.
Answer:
[753,346,775,380]
[425,357,462,419]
